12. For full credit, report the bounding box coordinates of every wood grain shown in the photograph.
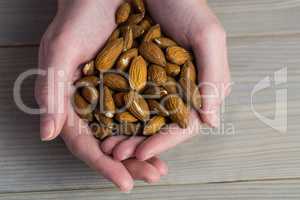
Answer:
[1,0,300,45]
[1,180,300,199]
[0,35,298,192]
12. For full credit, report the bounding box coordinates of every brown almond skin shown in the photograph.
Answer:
[82,60,95,76]
[115,112,139,123]
[123,26,133,52]
[116,48,138,71]
[113,92,126,108]
[139,42,167,66]
[107,28,120,42]
[82,86,99,105]
[132,0,145,13]
[162,76,178,94]
[148,64,168,86]
[148,99,169,117]
[143,85,168,99]
[181,60,197,83]
[126,13,144,25]
[131,25,145,38]
[139,18,152,33]
[100,86,116,118]
[166,46,189,65]
[94,111,114,129]
[73,92,93,121]
[143,24,161,42]
[90,122,112,140]
[165,62,181,77]
[124,91,150,121]
[75,76,99,87]
[103,73,130,92]
[95,38,124,72]
[179,78,202,111]
[143,116,166,136]
[165,95,189,128]
[129,56,147,91]
[116,2,131,24]
[154,37,177,49]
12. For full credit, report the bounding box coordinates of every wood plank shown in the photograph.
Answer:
[209,0,300,37]
[1,0,300,45]
[0,0,56,45]
[0,35,299,192]
[1,180,300,199]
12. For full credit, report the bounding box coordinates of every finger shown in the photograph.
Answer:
[61,107,134,192]
[190,15,230,127]
[123,159,161,184]
[147,157,168,176]
[36,41,80,141]
[135,110,202,161]
[101,136,128,155]
[113,136,146,161]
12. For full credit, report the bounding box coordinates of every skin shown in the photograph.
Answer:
[35,0,230,192]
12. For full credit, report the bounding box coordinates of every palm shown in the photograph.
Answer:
[102,0,231,162]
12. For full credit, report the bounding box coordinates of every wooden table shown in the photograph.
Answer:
[0,0,299,199]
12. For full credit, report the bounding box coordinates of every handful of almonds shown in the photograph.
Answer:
[73,0,201,140]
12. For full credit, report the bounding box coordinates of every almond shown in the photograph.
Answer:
[116,2,131,24]
[129,56,147,91]
[139,42,166,66]
[116,48,138,71]
[179,78,202,111]
[99,86,116,118]
[162,76,178,94]
[148,99,169,117]
[94,111,114,129]
[180,60,197,83]
[95,38,124,72]
[132,0,145,14]
[139,18,152,33]
[103,73,130,92]
[143,85,168,99]
[75,76,99,87]
[82,86,99,105]
[127,13,144,25]
[73,92,93,122]
[166,46,189,65]
[124,91,150,121]
[154,37,177,49]
[164,95,189,128]
[90,122,112,140]
[165,62,181,77]
[131,25,145,38]
[115,112,139,123]
[113,92,127,108]
[148,64,167,86]
[123,26,133,51]
[143,116,166,136]
[82,60,95,76]
[143,24,161,42]
[107,28,120,42]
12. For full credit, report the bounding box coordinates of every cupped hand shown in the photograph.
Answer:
[35,0,168,192]
[104,0,231,161]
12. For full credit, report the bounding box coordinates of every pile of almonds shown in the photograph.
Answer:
[73,0,201,140]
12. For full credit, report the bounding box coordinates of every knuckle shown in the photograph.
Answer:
[194,22,227,44]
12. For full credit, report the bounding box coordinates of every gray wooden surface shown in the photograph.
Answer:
[0,0,299,199]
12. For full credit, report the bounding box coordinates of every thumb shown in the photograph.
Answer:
[35,41,78,141]
[191,23,229,127]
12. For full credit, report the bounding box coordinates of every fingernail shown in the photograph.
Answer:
[40,118,55,141]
